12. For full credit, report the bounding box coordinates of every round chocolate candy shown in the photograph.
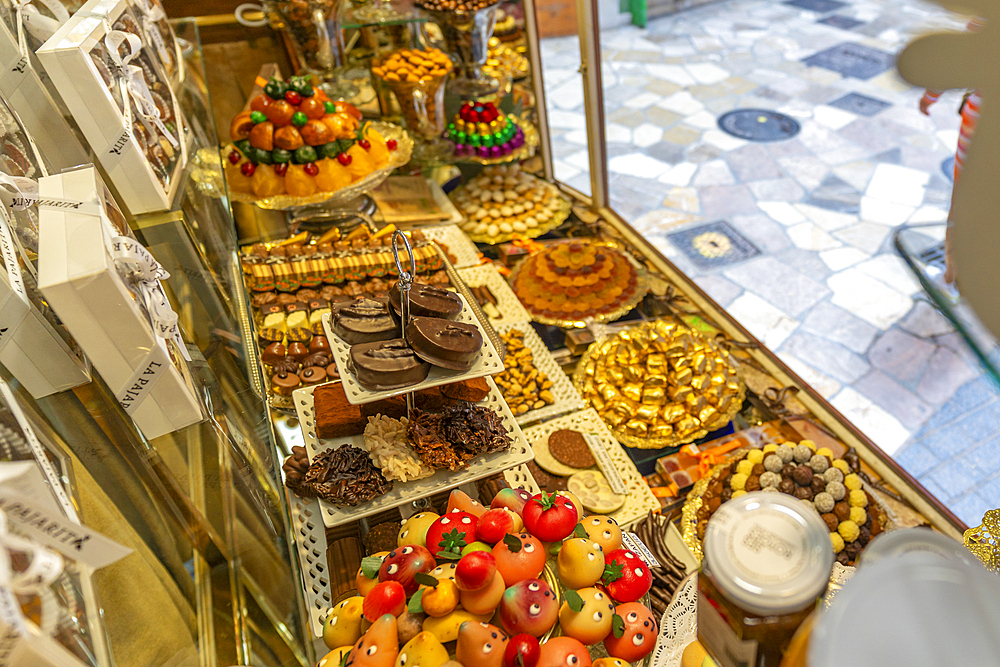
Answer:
[821,512,839,532]
[859,525,872,545]
[792,465,813,486]
[751,463,765,477]
[261,342,286,365]
[310,336,331,353]
[778,478,796,495]
[781,463,797,478]
[811,475,827,495]
[834,501,851,521]
[836,551,850,566]
[845,541,863,561]
[287,342,309,362]
[745,475,761,492]
[721,487,733,501]
[794,486,813,501]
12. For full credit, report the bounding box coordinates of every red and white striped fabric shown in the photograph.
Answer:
[920,16,985,182]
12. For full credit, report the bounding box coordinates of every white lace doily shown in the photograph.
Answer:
[650,573,698,667]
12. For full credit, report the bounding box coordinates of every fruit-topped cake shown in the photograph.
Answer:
[224,74,401,199]
[512,240,644,323]
[446,101,525,159]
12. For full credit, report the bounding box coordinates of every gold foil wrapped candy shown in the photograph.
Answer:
[572,319,746,448]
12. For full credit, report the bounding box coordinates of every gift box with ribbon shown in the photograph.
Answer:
[0,0,90,172]
[125,0,182,89]
[36,166,202,439]
[36,0,186,215]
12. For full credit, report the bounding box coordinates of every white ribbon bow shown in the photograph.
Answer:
[104,30,178,150]
[109,236,191,361]
[14,0,69,56]
[0,511,63,635]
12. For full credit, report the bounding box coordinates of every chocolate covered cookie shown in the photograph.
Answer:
[406,317,483,371]
[333,297,399,345]
[350,339,431,390]
[390,283,463,319]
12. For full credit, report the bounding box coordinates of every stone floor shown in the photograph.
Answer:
[540,0,999,528]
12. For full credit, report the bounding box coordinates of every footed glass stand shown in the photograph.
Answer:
[894,223,1000,389]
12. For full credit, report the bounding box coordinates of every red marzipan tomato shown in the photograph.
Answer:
[503,633,540,667]
[602,549,652,603]
[521,492,578,542]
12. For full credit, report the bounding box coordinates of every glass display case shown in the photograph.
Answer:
[0,0,978,665]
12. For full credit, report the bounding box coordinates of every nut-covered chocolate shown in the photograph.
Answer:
[792,464,813,486]
[794,486,814,501]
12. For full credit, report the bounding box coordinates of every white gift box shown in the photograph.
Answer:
[37,166,202,439]
[0,204,90,398]
[37,0,186,215]
[0,3,90,173]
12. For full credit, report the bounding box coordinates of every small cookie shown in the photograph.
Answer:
[548,429,596,468]
[531,437,588,476]
[567,470,625,514]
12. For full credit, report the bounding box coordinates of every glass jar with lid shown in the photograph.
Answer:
[698,491,834,667]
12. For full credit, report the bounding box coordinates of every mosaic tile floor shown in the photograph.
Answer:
[541,0,998,528]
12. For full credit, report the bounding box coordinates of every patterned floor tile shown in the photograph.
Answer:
[666,220,761,268]
[802,42,896,80]
[828,92,893,117]
[785,0,847,13]
[817,15,865,30]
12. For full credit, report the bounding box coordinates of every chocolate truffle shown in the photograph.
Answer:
[751,463,765,477]
[261,342,286,365]
[809,454,829,473]
[858,525,871,546]
[310,336,331,353]
[821,512,839,532]
[778,478,796,495]
[350,338,431,390]
[845,541,863,561]
[333,297,399,345]
[836,551,850,566]
[390,283,463,319]
[271,371,301,396]
[299,366,327,386]
[763,454,783,473]
[794,486,813,501]
[720,487,733,501]
[287,342,310,363]
[834,501,851,521]
[406,317,483,371]
[792,465,813,486]
[781,463,797,478]
[810,475,827,495]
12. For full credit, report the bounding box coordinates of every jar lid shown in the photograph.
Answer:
[703,491,833,616]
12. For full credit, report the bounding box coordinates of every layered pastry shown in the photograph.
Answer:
[224,75,399,199]
[350,339,431,390]
[446,101,525,159]
[332,296,398,344]
[406,317,483,371]
[452,164,569,240]
[512,240,644,323]
[389,283,463,319]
